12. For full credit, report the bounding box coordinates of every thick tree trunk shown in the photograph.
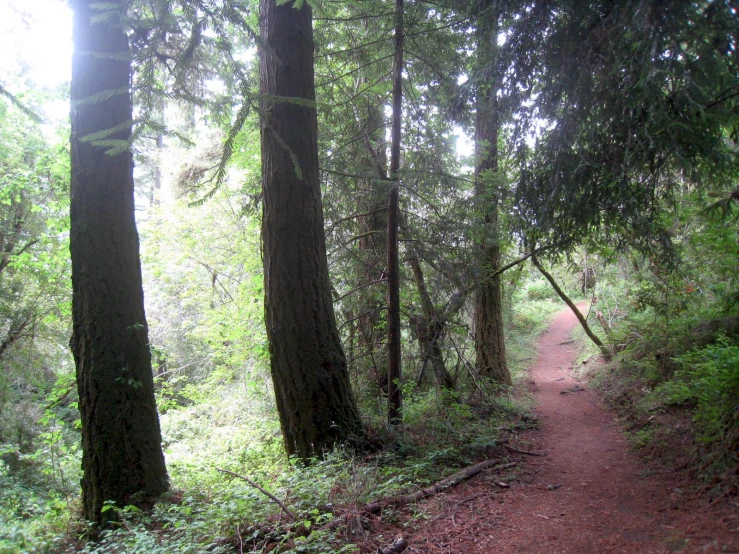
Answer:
[69,0,168,524]
[387,0,405,424]
[259,0,363,459]
[474,0,511,386]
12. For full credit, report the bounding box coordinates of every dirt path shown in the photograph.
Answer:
[367,306,738,553]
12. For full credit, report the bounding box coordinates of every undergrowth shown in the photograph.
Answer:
[64,389,533,554]
[0,295,558,553]
[575,266,739,496]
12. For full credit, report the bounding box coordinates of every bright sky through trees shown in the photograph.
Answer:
[0,0,72,118]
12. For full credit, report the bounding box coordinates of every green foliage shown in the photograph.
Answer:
[523,280,558,301]
[280,532,358,554]
[0,82,76,553]
[511,0,739,256]
[0,475,69,554]
[0,98,72,406]
[653,338,739,446]
[79,500,232,554]
[140,184,268,407]
[581,204,739,490]
[3,0,738,549]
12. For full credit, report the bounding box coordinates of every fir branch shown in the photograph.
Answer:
[0,84,43,123]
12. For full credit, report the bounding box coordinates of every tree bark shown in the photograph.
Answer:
[406,248,454,389]
[259,0,363,459]
[387,0,405,424]
[69,0,168,524]
[474,0,511,387]
[356,99,389,396]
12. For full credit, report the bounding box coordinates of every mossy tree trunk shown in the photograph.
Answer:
[259,0,363,459]
[69,0,168,524]
[474,0,512,387]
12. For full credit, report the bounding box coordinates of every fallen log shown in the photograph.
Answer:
[325,459,517,530]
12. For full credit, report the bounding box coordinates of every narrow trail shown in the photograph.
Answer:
[369,306,738,553]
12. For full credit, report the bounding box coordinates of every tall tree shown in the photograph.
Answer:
[386,0,405,424]
[69,0,168,523]
[473,0,511,386]
[314,2,478,398]
[259,0,363,459]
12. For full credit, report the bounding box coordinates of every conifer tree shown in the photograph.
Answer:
[473,0,511,386]
[70,0,168,523]
[259,0,364,459]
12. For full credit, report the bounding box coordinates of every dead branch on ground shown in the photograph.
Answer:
[216,468,296,521]
[325,459,518,530]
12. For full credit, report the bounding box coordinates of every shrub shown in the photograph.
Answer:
[654,336,739,447]
[525,281,558,301]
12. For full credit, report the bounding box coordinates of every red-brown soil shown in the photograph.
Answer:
[363,306,739,553]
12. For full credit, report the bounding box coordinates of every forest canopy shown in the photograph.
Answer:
[0,0,737,551]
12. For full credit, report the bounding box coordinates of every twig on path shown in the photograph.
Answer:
[454,492,484,507]
[216,468,296,521]
[502,444,542,457]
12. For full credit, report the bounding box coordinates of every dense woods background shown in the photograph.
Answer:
[0,0,737,551]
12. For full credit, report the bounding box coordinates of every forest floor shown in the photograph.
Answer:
[362,305,739,553]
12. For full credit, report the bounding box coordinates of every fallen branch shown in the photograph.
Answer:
[325,459,517,530]
[216,468,296,521]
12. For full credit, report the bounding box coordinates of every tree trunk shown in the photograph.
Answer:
[356,99,389,397]
[387,0,405,425]
[474,0,511,386]
[407,248,454,389]
[69,0,168,524]
[259,0,363,459]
